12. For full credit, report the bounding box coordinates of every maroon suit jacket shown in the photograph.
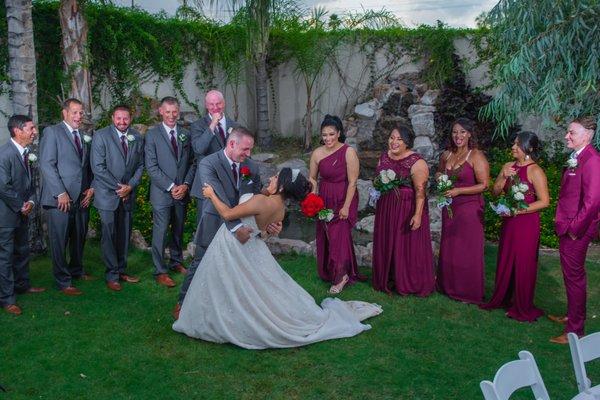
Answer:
[555,144,600,238]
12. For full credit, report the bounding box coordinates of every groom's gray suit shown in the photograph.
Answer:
[0,140,35,306]
[91,125,144,282]
[40,121,93,289]
[178,150,261,302]
[145,123,196,276]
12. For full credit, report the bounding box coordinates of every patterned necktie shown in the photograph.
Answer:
[217,122,226,144]
[170,130,178,158]
[120,135,128,157]
[72,130,83,158]
[231,162,238,187]
[23,149,29,172]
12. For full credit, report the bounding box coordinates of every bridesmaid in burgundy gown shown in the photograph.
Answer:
[436,118,489,304]
[309,115,365,294]
[481,131,550,322]
[372,124,435,296]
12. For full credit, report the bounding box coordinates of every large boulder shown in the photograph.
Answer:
[420,89,440,106]
[252,153,277,163]
[356,214,375,234]
[265,237,312,256]
[356,179,374,211]
[354,242,373,267]
[354,100,378,119]
[255,161,278,186]
[130,229,150,250]
[276,159,309,179]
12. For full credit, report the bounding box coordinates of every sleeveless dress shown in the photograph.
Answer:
[437,151,485,304]
[172,194,382,349]
[372,152,435,296]
[480,163,544,322]
[316,144,365,285]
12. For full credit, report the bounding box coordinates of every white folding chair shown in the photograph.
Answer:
[568,332,600,399]
[480,350,550,400]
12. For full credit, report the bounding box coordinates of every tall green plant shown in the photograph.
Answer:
[479,0,600,146]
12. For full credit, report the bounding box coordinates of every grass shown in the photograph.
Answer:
[1,242,599,399]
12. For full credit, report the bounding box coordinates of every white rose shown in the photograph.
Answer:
[82,134,92,144]
[127,134,135,142]
[511,185,519,193]
[518,183,529,192]
[28,153,37,162]
[439,174,449,183]
[567,158,578,168]
[386,169,396,181]
[380,174,390,184]
[513,192,525,201]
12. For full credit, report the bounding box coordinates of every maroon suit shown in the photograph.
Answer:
[555,144,600,336]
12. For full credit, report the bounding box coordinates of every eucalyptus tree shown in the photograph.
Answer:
[5,0,45,252]
[480,0,600,146]
[59,0,93,129]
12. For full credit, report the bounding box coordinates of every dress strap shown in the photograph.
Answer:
[465,150,472,161]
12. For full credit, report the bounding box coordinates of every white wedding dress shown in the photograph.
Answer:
[172,194,382,349]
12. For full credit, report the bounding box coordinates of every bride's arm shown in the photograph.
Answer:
[203,184,262,221]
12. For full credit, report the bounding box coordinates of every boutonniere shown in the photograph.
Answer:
[178,133,187,143]
[565,158,578,170]
[127,134,135,143]
[82,134,92,144]
[27,153,37,162]
[240,165,252,182]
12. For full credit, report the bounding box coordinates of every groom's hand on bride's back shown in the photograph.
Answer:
[265,222,282,236]
[235,226,254,244]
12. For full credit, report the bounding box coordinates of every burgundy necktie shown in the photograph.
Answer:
[217,122,226,144]
[170,130,178,158]
[120,135,128,157]
[72,130,83,158]
[231,162,238,187]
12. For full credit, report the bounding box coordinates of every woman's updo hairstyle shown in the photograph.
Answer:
[277,168,312,201]
[513,131,542,162]
[320,114,346,143]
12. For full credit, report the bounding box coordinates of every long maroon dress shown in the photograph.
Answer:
[437,156,485,304]
[481,163,544,322]
[316,144,365,285]
[372,152,435,296]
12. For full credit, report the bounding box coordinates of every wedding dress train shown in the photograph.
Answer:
[172,194,382,349]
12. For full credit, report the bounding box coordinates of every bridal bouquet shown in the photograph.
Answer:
[435,174,456,218]
[368,169,412,206]
[490,175,529,217]
[300,193,334,222]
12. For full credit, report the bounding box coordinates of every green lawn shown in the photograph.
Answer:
[1,243,599,399]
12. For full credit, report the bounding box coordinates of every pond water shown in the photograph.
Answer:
[279,210,373,246]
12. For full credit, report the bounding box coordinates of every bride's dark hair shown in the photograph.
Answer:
[277,168,312,201]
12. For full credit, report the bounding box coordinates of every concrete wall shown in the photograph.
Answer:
[0,38,495,142]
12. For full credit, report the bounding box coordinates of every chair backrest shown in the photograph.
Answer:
[568,332,600,393]
[480,351,550,400]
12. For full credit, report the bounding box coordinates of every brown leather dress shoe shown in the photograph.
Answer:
[119,274,140,283]
[61,286,83,296]
[548,314,568,324]
[172,303,181,320]
[172,264,188,275]
[156,274,176,288]
[3,304,22,315]
[106,281,122,291]
[25,287,46,294]
[550,333,569,344]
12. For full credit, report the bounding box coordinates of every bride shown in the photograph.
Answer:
[172,167,382,349]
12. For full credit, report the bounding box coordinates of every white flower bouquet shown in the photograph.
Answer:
[369,169,411,206]
[435,174,456,218]
[491,175,530,217]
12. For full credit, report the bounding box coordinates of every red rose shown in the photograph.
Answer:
[240,166,251,176]
[300,193,325,218]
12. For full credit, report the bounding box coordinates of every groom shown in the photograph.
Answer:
[173,127,281,319]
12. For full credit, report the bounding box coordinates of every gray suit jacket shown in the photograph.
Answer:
[190,115,238,198]
[0,141,34,228]
[39,122,92,207]
[196,151,261,248]
[91,125,144,212]
[145,123,195,207]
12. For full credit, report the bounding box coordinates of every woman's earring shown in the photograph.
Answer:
[525,155,530,160]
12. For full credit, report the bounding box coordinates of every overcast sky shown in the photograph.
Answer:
[114,0,498,28]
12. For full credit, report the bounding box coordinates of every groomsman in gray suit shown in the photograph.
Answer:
[0,115,46,315]
[91,105,144,291]
[40,98,94,296]
[173,127,281,319]
[190,90,238,224]
[145,97,195,288]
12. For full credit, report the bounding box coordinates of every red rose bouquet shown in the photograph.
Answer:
[240,165,251,181]
[300,193,334,222]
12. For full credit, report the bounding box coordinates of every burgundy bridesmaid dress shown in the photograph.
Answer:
[481,163,544,322]
[372,152,435,296]
[316,144,365,285]
[437,154,485,304]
